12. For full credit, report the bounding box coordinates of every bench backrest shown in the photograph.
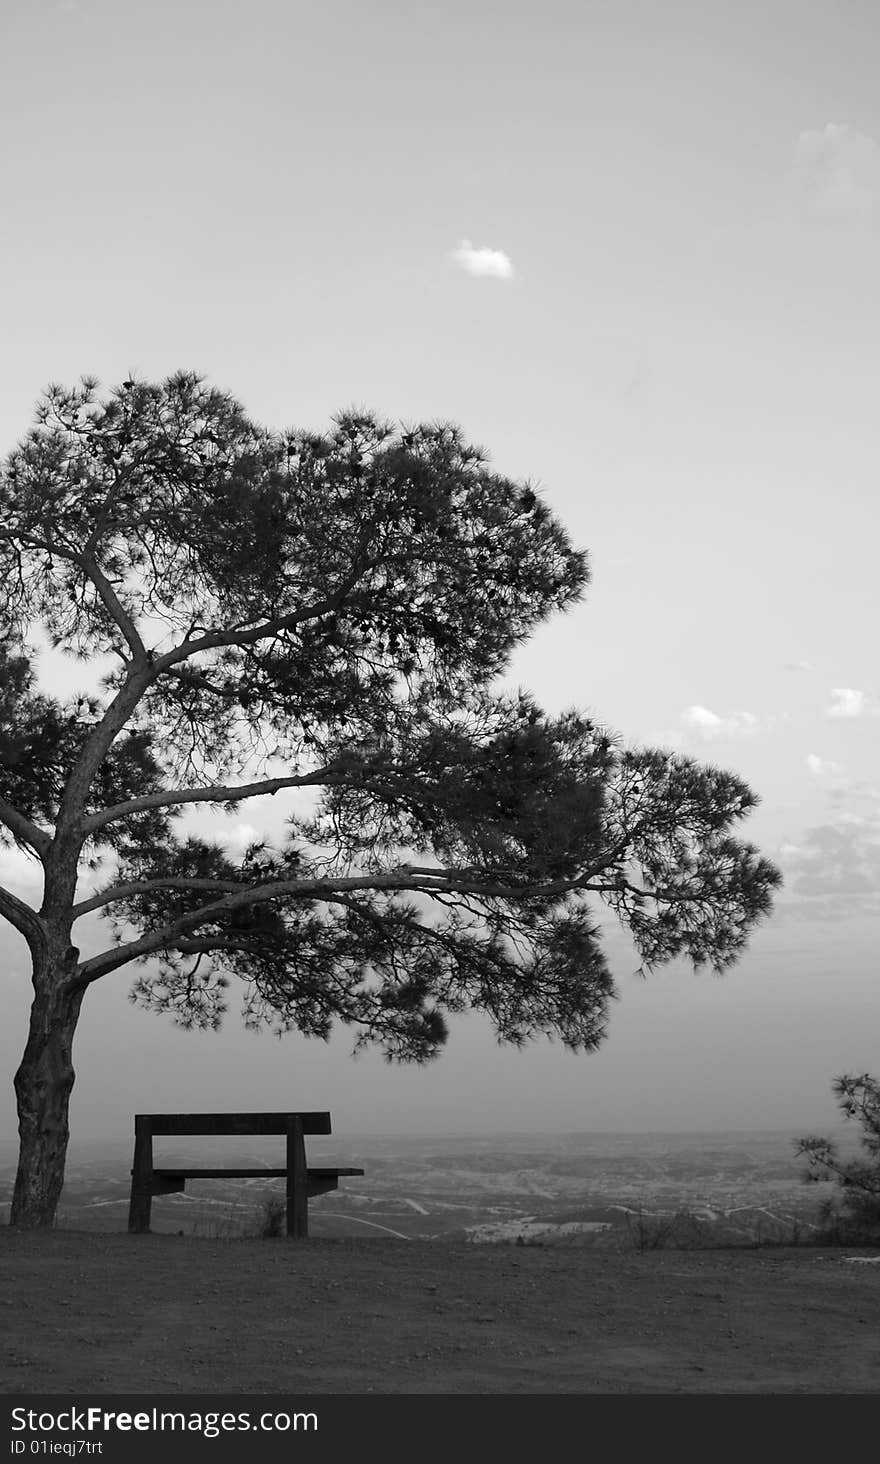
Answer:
[136,1112,331,1136]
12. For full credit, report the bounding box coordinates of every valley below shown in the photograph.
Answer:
[1,1129,845,1248]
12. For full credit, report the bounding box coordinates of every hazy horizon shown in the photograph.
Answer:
[1,0,878,1155]
[0,1120,855,1169]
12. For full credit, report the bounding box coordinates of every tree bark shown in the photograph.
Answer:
[10,974,85,1228]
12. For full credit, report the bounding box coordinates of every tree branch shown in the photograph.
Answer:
[81,764,342,836]
[0,528,73,558]
[69,846,647,987]
[0,796,52,859]
[72,876,241,919]
[153,567,367,673]
[77,548,148,665]
[54,667,155,835]
[72,840,641,924]
[174,934,265,957]
[0,881,47,964]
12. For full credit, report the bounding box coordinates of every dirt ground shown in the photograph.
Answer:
[1,1229,879,1395]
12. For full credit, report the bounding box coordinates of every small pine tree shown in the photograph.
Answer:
[796,1074,880,1243]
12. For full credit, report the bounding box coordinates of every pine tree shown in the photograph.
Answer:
[0,373,781,1226]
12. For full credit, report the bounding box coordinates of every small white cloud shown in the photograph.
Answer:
[682,706,758,739]
[791,122,880,224]
[683,705,724,732]
[827,687,865,718]
[805,753,844,777]
[450,239,517,281]
[785,659,813,672]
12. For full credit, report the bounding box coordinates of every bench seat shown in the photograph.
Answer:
[152,1167,364,1180]
[150,1165,365,1199]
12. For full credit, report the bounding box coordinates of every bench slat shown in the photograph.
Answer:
[153,1168,289,1179]
[140,1112,331,1136]
[308,1168,364,1178]
[150,1167,365,1180]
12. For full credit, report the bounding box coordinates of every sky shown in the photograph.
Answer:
[0,0,878,1153]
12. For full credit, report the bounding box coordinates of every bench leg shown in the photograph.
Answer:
[128,1118,154,1233]
[286,1116,308,1238]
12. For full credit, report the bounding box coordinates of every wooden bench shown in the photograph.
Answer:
[128,1112,363,1238]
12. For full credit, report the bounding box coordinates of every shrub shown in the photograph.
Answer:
[796,1074,880,1244]
[257,1193,287,1239]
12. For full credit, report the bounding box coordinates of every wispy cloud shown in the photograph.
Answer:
[784,659,813,672]
[778,815,880,906]
[681,705,759,739]
[790,122,880,225]
[805,753,844,777]
[826,687,879,718]
[645,704,771,750]
[776,774,880,920]
[450,240,517,281]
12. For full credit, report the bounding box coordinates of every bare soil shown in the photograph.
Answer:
[1,1229,879,1394]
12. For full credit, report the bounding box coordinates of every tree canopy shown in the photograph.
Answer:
[0,369,788,1226]
[0,372,782,1064]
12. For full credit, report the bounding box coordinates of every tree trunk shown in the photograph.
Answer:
[10,976,85,1228]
